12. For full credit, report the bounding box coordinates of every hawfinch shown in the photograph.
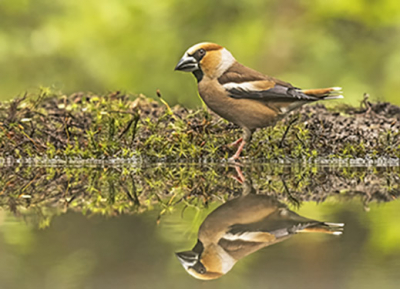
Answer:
[175,42,343,160]
[176,188,344,280]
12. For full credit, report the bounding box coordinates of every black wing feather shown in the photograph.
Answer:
[227,85,319,102]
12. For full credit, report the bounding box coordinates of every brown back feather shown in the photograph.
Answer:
[218,62,294,89]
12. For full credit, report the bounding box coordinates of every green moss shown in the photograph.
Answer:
[0,89,399,161]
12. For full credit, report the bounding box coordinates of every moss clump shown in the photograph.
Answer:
[0,89,399,161]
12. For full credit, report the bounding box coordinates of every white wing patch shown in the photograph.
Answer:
[222,81,259,91]
[224,231,274,243]
[222,80,276,92]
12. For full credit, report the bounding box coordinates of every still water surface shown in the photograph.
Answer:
[0,164,399,289]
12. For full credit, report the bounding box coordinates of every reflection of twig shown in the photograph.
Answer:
[130,174,140,206]
[280,176,300,208]
[18,173,41,198]
[122,184,134,202]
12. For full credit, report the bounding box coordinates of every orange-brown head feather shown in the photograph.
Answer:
[181,42,236,79]
[186,42,223,54]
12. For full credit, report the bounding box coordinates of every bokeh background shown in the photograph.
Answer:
[0,0,400,106]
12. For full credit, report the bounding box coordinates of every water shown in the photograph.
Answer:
[0,164,399,289]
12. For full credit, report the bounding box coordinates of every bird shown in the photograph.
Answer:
[175,42,343,160]
[175,181,344,280]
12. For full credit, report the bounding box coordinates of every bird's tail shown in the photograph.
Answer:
[299,222,344,235]
[301,87,343,100]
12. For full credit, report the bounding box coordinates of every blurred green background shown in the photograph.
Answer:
[0,0,400,106]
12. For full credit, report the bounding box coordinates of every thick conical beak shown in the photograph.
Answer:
[174,55,198,72]
[175,251,198,268]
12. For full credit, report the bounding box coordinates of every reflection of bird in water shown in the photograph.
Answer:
[176,179,344,280]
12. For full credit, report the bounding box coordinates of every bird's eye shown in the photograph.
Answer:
[193,49,206,61]
[199,268,206,274]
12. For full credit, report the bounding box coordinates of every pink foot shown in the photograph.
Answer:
[227,137,243,148]
[229,164,246,183]
[228,140,246,161]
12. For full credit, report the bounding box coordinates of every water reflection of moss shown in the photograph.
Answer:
[0,165,399,228]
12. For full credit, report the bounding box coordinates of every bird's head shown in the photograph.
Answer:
[175,42,236,81]
[175,250,225,280]
[175,240,236,280]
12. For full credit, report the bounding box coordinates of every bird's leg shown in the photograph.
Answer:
[227,137,243,148]
[279,115,299,148]
[229,140,246,161]
[228,128,253,161]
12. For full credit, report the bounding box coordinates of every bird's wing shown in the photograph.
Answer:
[224,83,318,102]
[223,230,277,243]
[223,208,323,240]
[217,232,277,259]
[217,224,287,259]
[218,62,318,103]
[225,207,343,241]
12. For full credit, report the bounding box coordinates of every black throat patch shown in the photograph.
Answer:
[192,239,204,254]
[193,69,204,82]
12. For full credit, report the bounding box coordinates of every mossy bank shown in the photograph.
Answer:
[0,90,399,162]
